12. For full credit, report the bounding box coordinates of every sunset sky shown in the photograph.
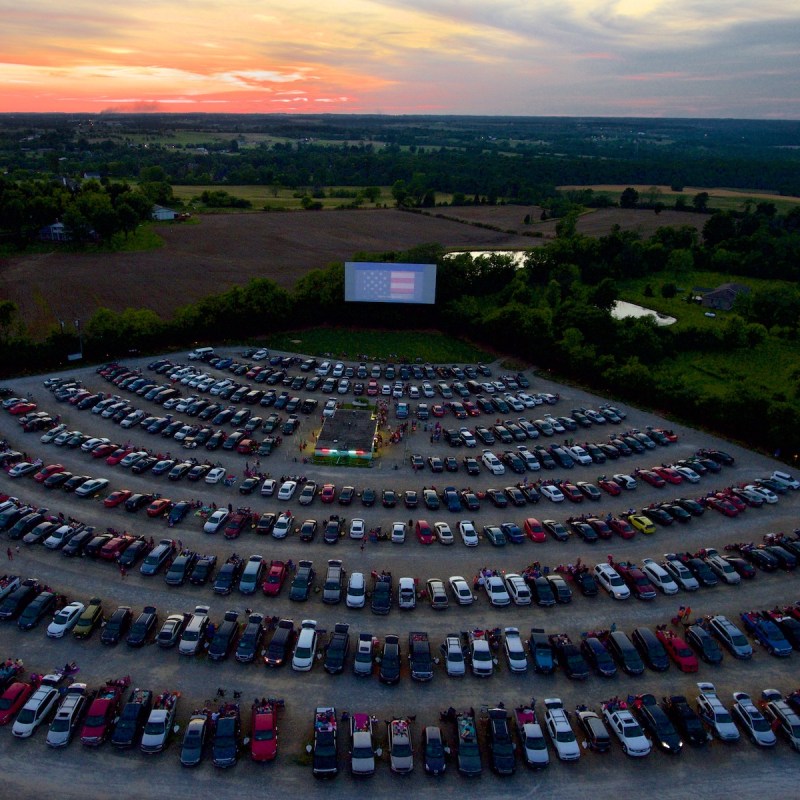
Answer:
[2,0,799,117]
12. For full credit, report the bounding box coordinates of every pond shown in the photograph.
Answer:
[611,301,676,326]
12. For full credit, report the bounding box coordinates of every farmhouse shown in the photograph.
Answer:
[698,282,750,311]
[151,205,178,221]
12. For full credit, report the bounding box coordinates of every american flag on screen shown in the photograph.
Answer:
[355,266,420,301]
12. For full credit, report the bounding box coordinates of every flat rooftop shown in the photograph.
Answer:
[315,409,376,455]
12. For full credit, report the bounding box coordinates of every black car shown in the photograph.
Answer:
[289,561,315,601]
[379,634,401,684]
[101,606,133,645]
[168,501,192,526]
[662,695,707,747]
[264,619,296,667]
[187,554,216,585]
[323,623,351,674]
[360,488,376,507]
[84,533,113,558]
[527,575,556,607]
[549,634,590,679]
[235,613,265,664]
[573,570,599,597]
[685,624,724,665]
[381,489,397,508]
[338,486,355,505]
[131,456,158,475]
[111,689,154,749]
[124,493,154,512]
[118,538,150,567]
[634,694,683,754]
[213,557,244,595]
[17,591,57,631]
[605,631,645,676]
[423,726,447,775]
[165,553,197,586]
[371,574,392,614]
[126,605,158,647]
[298,519,317,542]
[61,528,95,557]
[323,518,343,544]
[575,710,611,753]
[208,611,240,661]
[211,706,241,768]
[632,627,670,672]
[580,637,617,677]
[486,708,515,775]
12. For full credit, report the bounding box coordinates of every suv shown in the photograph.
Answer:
[605,631,645,675]
[593,563,630,600]
[543,699,580,761]
[708,615,753,659]
[322,560,345,604]
[761,690,800,751]
[46,684,89,748]
[179,605,210,656]
[139,539,174,576]
[632,627,670,671]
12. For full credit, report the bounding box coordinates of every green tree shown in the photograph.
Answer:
[661,282,677,298]
[619,187,639,208]
[692,191,710,212]
[391,180,408,207]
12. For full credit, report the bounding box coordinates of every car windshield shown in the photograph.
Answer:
[183,630,198,642]
[53,611,71,624]
[752,718,770,732]
[144,720,166,735]
[556,730,575,743]
[295,646,311,659]
[716,711,732,724]
[474,650,491,662]
[526,734,546,749]
[732,634,748,646]
[50,717,71,732]
[85,714,105,728]
[15,708,35,724]
[353,746,373,759]
[255,728,274,741]
[393,742,412,757]
[426,739,443,757]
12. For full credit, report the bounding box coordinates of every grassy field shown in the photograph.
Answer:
[171,184,393,210]
[617,270,796,331]
[559,184,800,214]
[263,328,494,364]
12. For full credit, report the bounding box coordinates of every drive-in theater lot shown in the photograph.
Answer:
[0,347,798,800]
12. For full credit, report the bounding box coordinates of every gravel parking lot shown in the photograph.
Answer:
[0,349,798,800]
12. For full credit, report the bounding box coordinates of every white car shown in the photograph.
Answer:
[504,394,524,412]
[433,522,454,545]
[539,484,564,503]
[517,393,538,409]
[640,558,679,595]
[703,548,741,585]
[349,519,365,540]
[322,399,337,417]
[516,446,541,470]
[260,478,276,496]
[43,525,76,550]
[744,484,778,504]
[8,462,35,478]
[47,602,85,638]
[346,572,366,608]
[205,467,226,484]
[388,719,413,773]
[544,699,580,761]
[74,478,109,498]
[503,627,528,673]
[40,424,67,443]
[120,411,145,429]
[12,675,62,738]
[272,512,293,539]
[252,349,269,361]
[567,445,592,465]
[459,428,477,448]
[398,577,416,610]
[603,708,651,757]
[81,436,110,451]
[662,556,700,591]
[484,575,511,607]
[448,576,474,605]
[458,520,479,547]
[613,473,637,490]
[696,683,740,741]
[440,635,466,676]
[481,450,505,475]
[422,382,435,398]
[674,466,701,483]
[772,470,800,490]
[203,509,230,534]
[731,692,776,746]
[119,450,148,468]
[277,480,297,501]
[515,707,549,768]
[292,620,318,671]
[469,635,493,677]
[391,522,406,544]
[593,563,631,600]
[332,362,345,378]
[315,361,331,376]
[504,573,532,605]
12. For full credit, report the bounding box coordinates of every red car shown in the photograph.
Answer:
[99,535,135,561]
[615,562,657,599]
[559,482,583,503]
[106,448,133,466]
[146,498,172,518]
[224,511,251,539]
[237,439,256,455]
[524,518,546,543]
[597,477,622,496]
[586,517,613,539]
[262,561,287,596]
[367,381,379,396]
[463,401,480,417]
[608,516,636,539]
[0,681,35,725]
[91,443,117,459]
[8,402,36,416]
[80,679,128,745]
[250,699,279,761]
[432,405,446,417]
[716,492,746,512]
[652,466,683,485]
[637,469,666,488]
[651,427,678,443]
[656,629,699,672]
[34,464,65,483]
[704,495,739,517]
[320,484,336,504]
[415,520,434,544]
[104,489,132,508]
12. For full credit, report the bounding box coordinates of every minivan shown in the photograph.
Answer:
[188,347,214,361]
[139,539,174,576]
[179,605,210,655]
[632,627,670,671]
[322,560,345,604]
[605,631,645,675]
[708,615,753,659]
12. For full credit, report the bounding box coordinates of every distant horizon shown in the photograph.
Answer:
[3,2,799,118]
